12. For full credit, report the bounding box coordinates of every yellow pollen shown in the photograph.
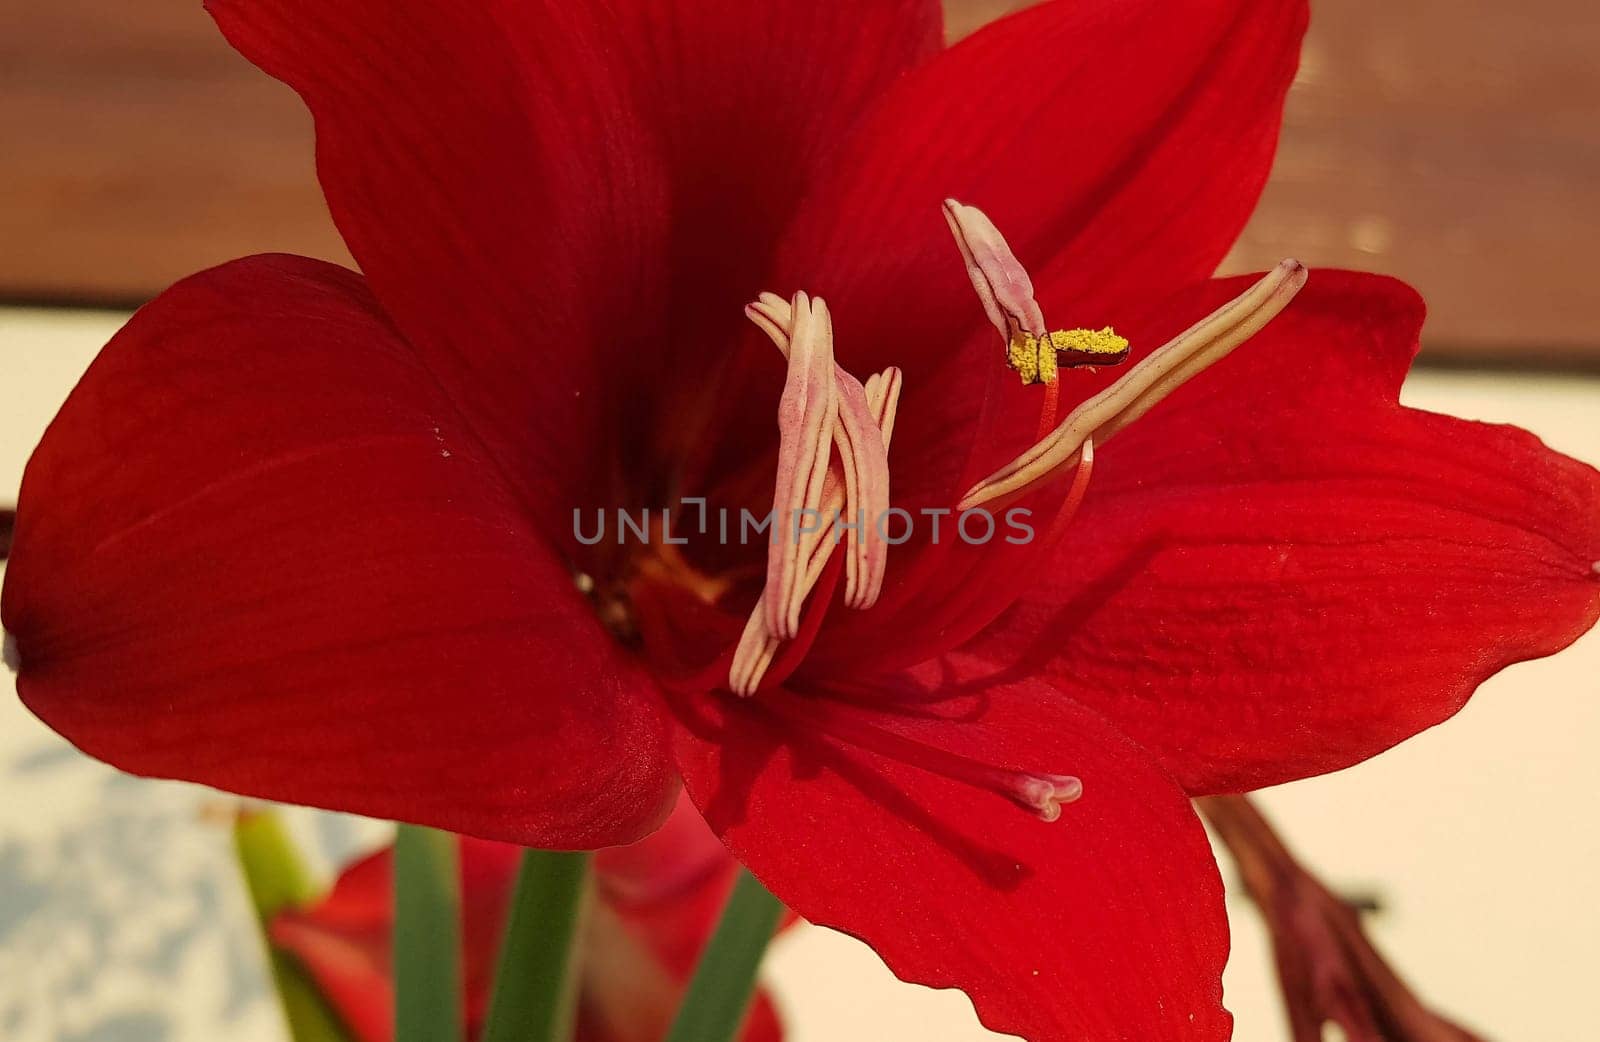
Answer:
[1048,327,1130,366]
[1006,331,1048,385]
[1005,327,1130,385]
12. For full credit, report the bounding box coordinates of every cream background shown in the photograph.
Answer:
[2,307,1596,1041]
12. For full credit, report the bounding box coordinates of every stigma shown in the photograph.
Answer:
[1011,773,1085,823]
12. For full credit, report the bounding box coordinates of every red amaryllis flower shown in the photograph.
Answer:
[270,797,785,1042]
[4,1,1599,1039]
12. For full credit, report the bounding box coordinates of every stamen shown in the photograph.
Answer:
[762,690,1083,822]
[729,362,903,697]
[943,198,1047,348]
[721,208,1299,700]
[748,293,893,613]
[833,377,887,608]
[960,259,1308,511]
[745,554,845,697]
[729,602,780,697]
[863,367,903,446]
[743,293,791,355]
[945,193,1126,474]
[897,440,1095,670]
[762,292,839,639]
[800,366,902,604]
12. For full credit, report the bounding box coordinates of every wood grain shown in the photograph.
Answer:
[2,0,1597,360]
[1226,1,1600,361]
[0,1,351,303]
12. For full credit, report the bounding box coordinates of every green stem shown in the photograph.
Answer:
[232,811,352,1042]
[393,824,463,1042]
[663,869,784,1042]
[480,850,592,1042]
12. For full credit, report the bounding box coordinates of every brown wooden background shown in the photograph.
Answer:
[4,0,1598,363]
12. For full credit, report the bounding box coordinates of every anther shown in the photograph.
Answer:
[729,295,901,696]
[729,606,780,697]
[961,259,1308,511]
[945,199,1131,391]
[762,292,839,640]
[1044,327,1131,368]
[747,293,893,615]
[943,198,1047,348]
[728,366,902,696]
[1007,328,1132,386]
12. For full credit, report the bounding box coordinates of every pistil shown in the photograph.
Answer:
[761,688,1084,822]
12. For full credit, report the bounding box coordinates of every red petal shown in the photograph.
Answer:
[672,665,1232,1042]
[205,0,941,547]
[1,256,672,848]
[205,0,662,541]
[771,0,1307,381]
[968,271,1600,793]
[606,0,942,516]
[694,0,1308,528]
[610,0,942,345]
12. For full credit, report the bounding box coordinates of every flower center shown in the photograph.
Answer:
[721,202,1306,695]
